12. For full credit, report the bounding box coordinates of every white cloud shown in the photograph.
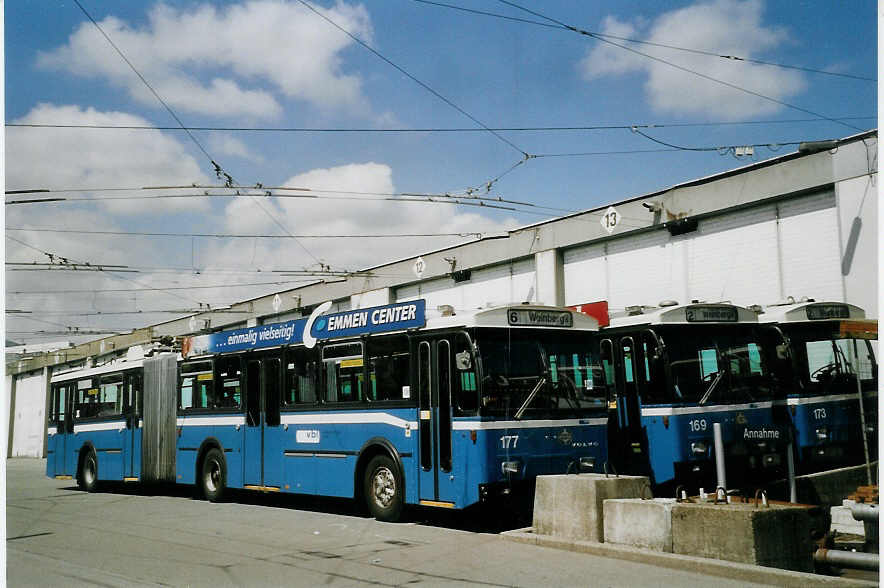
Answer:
[6,103,211,215]
[207,134,264,163]
[37,1,373,119]
[579,0,806,119]
[203,162,517,273]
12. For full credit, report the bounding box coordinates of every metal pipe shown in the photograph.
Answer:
[849,340,873,486]
[850,503,879,523]
[786,438,797,504]
[814,548,879,571]
[713,422,726,492]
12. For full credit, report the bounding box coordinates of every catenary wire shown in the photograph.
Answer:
[409,0,876,82]
[496,0,865,133]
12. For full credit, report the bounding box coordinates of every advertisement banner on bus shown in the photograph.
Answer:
[182,299,427,355]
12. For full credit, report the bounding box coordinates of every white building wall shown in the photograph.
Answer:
[836,175,878,317]
[395,258,536,312]
[562,191,856,313]
[11,370,47,458]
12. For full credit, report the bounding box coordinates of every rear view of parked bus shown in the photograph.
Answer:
[47,349,143,489]
[600,303,791,495]
[758,301,878,474]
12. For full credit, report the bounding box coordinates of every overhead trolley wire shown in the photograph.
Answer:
[295,0,527,158]
[410,0,876,82]
[7,116,875,133]
[71,0,326,272]
[496,0,865,133]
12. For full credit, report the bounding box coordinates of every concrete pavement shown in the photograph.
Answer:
[2,458,841,587]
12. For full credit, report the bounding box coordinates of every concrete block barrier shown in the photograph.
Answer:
[670,502,814,572]
[532,473,650,542]
[604,498,676,552]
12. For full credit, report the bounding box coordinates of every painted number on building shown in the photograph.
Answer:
[689,418,707,432]
[500,435,519,449]
[601,206,620,234]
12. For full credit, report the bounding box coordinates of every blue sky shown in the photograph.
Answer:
[5,0,878,342]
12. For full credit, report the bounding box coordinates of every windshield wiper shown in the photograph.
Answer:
[514,377,546,420]
[698,371,724,406]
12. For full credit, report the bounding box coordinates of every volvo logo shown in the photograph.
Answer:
[556,429,573,446]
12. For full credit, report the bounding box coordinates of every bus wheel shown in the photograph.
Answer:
[78,450,99,493]
[364,455,403,522]
[201,449,227,502]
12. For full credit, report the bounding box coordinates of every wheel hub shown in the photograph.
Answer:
[372,466,395,508]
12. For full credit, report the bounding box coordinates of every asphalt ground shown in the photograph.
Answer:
[5,458,799,587]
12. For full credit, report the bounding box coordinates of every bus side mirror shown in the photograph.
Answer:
[775,344,789,360]
[455,351,472,371]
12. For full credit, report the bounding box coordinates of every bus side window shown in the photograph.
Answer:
[74,377,97,420]
[367,335,410,401]
[453,333,478,415]
[323,342,365,403]
[179,361,212,411]
[98,373,124,417]
[283,347,318,406]
[214,356,242,409]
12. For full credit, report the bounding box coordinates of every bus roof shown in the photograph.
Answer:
[606,303,759,328]
[758,301,866,323]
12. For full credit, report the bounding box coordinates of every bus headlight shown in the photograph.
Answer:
[691,441,708,455]
[816,427,829,441]
[501,460,521,474]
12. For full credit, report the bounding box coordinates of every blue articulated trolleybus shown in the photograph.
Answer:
[599,302,792,495]
[48,301,608,521]
[758,300,878,474]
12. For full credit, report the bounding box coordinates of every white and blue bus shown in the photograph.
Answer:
[758,300,877,474]
[47,301,608,521]
[599,302,792,495]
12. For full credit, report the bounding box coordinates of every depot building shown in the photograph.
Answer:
[6,130,878,458]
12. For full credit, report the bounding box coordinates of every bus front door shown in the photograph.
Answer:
[416,339,457,507]
[244,358,283,490]
[122,371,142,479]
[612,336,650,476]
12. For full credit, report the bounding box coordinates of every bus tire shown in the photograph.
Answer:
[201,448,227,502]
[78,450,99,493]
[364,454,403,522]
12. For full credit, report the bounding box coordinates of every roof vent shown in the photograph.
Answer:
[798,140,838,155]
[659,300,678,307]
[437,304,456,317]
[625,305,646,316]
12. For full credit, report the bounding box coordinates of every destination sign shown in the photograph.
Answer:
[507,308,573,328]
[806,304,850,321]
[685,306,738,323]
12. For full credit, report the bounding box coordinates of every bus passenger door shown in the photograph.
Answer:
[416,338,456,506]
[122,371,142,479]
[244,360,264,487]
[244,358,283,489]
[52,384,73,476]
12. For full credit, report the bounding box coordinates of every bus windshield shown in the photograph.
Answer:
[475,328,607,418]
[659,325,782,405]
[783,324,877,396]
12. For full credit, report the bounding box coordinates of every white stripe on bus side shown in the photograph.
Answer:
[279,412,418,430]
[73,421,126,433]
[176,416,246,427]
[451,418,608,430]
[787,393,873,406]
[641,401,775,417]
[47,426,58,436]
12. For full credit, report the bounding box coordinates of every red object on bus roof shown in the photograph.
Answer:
[568,301,609,328]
